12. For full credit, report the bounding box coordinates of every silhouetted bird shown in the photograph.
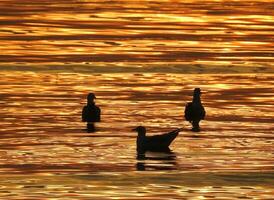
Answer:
[184,88,206,132]
[82,93,101,132]
[133,126,181,154]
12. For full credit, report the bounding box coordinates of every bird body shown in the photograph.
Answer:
[185,102,205,121]
[133,126,181,153]
[184,88,205,131]
[82,104,101,122]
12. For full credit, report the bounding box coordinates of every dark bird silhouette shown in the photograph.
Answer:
[184,88,206,132]
[82,93,101,132]
[132,126,181,154]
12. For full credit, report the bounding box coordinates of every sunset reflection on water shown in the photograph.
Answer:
[0,72,273,199]
[0,0,273,67]
[0,0,273,199]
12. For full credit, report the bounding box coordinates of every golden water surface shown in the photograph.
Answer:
[0,0,273,70]
[0,0,273,199]
[0,72,273,199]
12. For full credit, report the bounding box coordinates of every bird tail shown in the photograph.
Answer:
[165,131,179,146]
[168,128,182,138]
[171,127,183,133]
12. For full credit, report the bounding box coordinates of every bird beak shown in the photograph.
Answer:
[132,128,137,131]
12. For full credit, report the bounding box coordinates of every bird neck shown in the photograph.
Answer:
[192,94,201,104]
[137,132,146,138]
[87,102,95,106]
[137,132,146,153]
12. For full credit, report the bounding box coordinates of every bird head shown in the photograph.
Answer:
[87,93,96,104]
[194,88,201,94]
[193,88,202,99]
[132,126,146,135]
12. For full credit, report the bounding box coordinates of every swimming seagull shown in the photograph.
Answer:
[132,126,181,154]
[82,93,101,132]
[184,88,206,132]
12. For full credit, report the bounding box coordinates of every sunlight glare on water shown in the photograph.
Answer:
[0,0,273,70]
[0,0,273,199]
[0,72,273,199]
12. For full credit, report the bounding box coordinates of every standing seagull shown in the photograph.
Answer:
[184,88,206,132]
[82,93,101,132]
[133,126,181,154]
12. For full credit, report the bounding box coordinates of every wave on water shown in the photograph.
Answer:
[0,63,273,73]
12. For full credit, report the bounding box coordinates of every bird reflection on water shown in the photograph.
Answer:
[136,150,177,171]
[86,123,96,133]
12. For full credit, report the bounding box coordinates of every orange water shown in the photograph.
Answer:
[0,0,273,198]
[0,72,273,199]
[0,0,273,69]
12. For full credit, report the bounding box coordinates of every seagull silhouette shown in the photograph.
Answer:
[82,93,101,132]
[184,88,206,132]
[82,93,101,123]
[133,126,181,154]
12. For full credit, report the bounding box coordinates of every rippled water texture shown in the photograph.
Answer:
[0,0,273,71]
[0,72,273,199]
[0,0,273,199]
